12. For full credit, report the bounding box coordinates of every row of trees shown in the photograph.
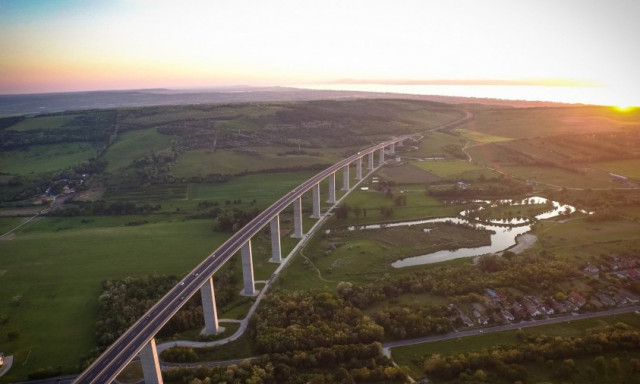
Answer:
[423,322,640,381]
[337,252,578,311]
[0,110,116,150]
[92,269,238,356]
[215,208,261,232]
[372,305,452,339]
[52,200,162,216]
[251,290,384,354]
[163,342,406,383]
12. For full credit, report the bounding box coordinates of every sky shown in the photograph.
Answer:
[1,0,639,106]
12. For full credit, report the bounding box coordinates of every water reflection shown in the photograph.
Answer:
[345,196,587,267]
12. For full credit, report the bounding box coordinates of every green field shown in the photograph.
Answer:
[465,106,638,139]
[102,171,316,211]
[172,147,340,177]
[0,170,319,381]
[590,159,640,180]
[534,216,640,260]
[325,184,462,226]
[501,165,615,189]
[6,115,79,131]
[0,142,97,175]
[456,128,513,143]
[411,160,486,178]
[409,131,466,159]
[278,218,490,290]
[187,171,315,203]
[376,163,441,184]
[392,312,640,379]
[0,216,231,382]
[0,217,26,234]
[103,128,175,172]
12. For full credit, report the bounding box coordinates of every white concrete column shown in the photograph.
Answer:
[368,152,374,170]
[269,215,282,263]
[311,183,321,218]
[342,164,350,191]
[390,142,395,154]
[200,277,221,334]
[241,240,256,296]
[140,338,163,384]
[379,147,385,165]
[327,172,336,203]
[292,196,303,238]
[356,157,363,179]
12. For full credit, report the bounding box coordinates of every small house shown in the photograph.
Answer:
[568,291,586,308]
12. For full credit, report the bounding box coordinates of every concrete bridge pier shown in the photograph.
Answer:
[378,147,385,165]
[241,240,256,296]
[292,196,303,238]
[140,338,163,384]
[390,142,395,154]
[356,157,363,179]
[311,183,321,218]
[342,164,350,191]
[269,215,282,263]
[200,277,222,334]
[327,172,336,203]
[368,152,374,170]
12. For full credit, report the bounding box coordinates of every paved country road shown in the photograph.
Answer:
[382,305,640,354]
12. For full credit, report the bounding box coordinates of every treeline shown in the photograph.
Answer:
[94,275,178,349]
[0,110,116,150]
[251,290,384,354]
[373,305,453,339]
[1,158,106,202]
[0,115,26,130]
[163,343,406,383]
[214,208,261,232]
[125,149,177,185]
[50,200,161,216]
[423,322,640,382]
[427,178,530,199]
[338,253,578,309]
[90,270,238,356]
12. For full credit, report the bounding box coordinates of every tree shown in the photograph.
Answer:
[7,330,20,340]
[335,205,349,220]
[12,294,23,306]
[352,205,362,222]
[379,206,393,219]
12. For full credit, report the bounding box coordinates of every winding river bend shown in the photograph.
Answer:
[348,196,587,267]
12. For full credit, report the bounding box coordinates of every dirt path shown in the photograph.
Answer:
[508,233,537,254]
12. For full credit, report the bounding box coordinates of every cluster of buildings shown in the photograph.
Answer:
[448,282,640,329]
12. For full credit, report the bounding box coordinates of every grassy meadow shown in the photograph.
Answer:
[0,142,97,175]
[590,159,640,180]
[461,106,639,139]
[103,128,175,173]
[172,147,340,178]
[411,160,487,179]
[6,114,80,132]
[0,217,230,381]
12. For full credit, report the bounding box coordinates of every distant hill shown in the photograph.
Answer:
[0,86,571,116]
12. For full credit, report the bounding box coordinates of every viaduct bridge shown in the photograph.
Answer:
[75,136,413,383]
[75,109,471,384]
